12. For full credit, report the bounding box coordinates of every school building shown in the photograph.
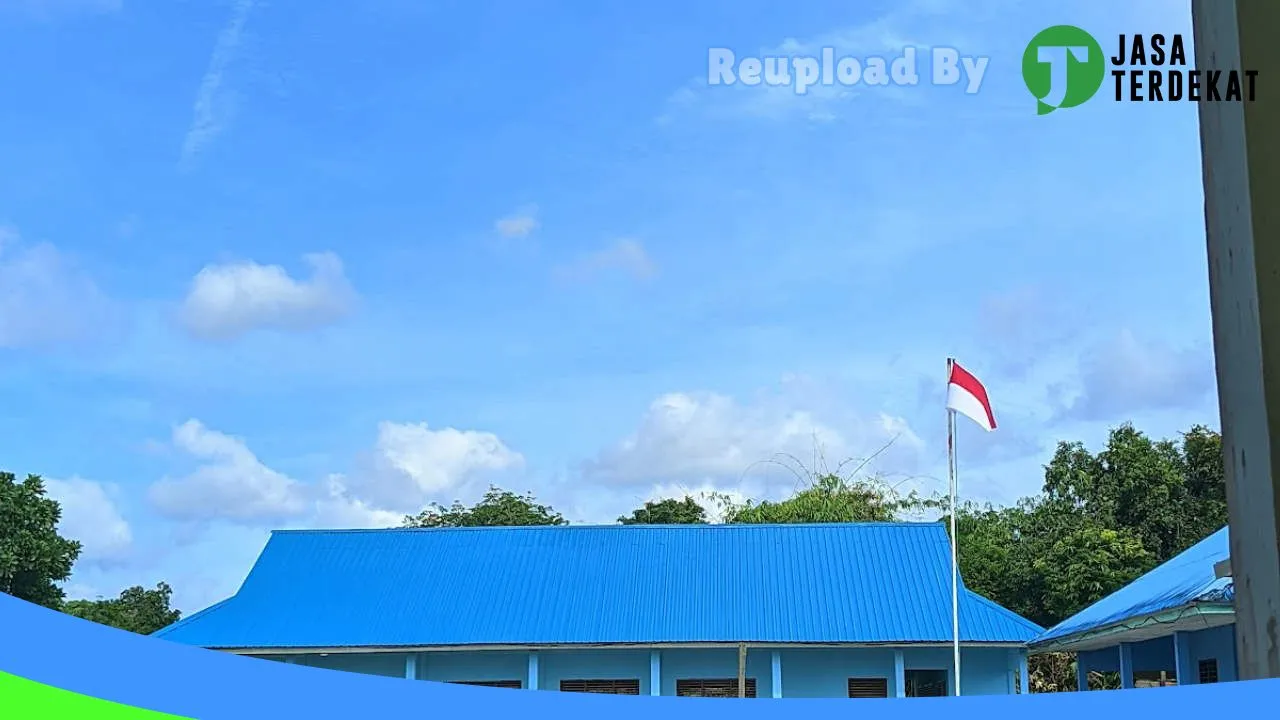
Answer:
[156,522,1042,697]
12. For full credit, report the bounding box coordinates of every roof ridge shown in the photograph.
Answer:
[271,521,945,535]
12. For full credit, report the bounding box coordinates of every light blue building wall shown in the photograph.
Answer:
[1074,624,1238,687]
[249,645,1028,697]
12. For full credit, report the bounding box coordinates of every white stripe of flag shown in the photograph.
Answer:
[946,361,996,432]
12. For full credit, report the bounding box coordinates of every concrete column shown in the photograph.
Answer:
[1193,0,1280,681]
[650,650,661,696]
[894,650,906,697]
[1007,650,1017,694]
[527,651,539,691]
[404,653,417,680]
[770,651,782,698]
[1018,653,1030,694]
[1174,632,1195,685]
[1076,655,1088,692]
[1119,643,1134,690]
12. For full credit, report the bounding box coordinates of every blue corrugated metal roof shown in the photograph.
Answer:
[155,522,1042,649]
[1031,526,1232,647]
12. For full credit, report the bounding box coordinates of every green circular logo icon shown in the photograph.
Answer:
[1022,25,1105,115]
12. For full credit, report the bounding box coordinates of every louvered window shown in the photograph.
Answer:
[560,679,641,694]
[1198,659,1219,684]
[847,677,889,698]
[448,680,522,689]
[675,678,757,697]
[905,669,947,697]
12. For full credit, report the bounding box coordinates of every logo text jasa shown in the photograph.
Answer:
[1111,34,1258,102]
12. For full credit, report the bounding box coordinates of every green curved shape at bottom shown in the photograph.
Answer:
[0,671,193,719]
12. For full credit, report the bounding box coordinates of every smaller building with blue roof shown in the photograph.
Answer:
[155,522,1041,698]
[1028,526,1236,689]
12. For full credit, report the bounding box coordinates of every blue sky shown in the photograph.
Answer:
[0,0,1217,612]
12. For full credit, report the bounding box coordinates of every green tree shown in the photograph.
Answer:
[716,474,926,524]
[957,424,1227,628]
[63,583,182,635]
[1178,425,1228,543]
[1041,424,1223,565]
[1032,526,1154,621]
[945,502,1033,617]
[0,472,81,609]
[403,486,567,528]
[618,496,708,525]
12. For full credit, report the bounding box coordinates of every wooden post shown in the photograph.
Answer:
[737,642,747,697]
[1193,0,1280,680]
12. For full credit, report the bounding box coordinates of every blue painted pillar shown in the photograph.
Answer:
[650,651,661,696]
[894,650,906,697]
[1018,653,1030,694]
[1076,655,1089,692]
[1006,650,1017,694]
[1118,643,1134,689]
[527,652,539,691]
[1173,632,1194,685]
[771,651,782,698]
[405,653,417,680]
[283,656,297,665]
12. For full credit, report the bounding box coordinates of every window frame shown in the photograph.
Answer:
[675,678,758,698]
[1198,658,1220,684]
[904,669,948,697]
[847,677,890,698]
[447,680,523,689]
[559,678,642,695]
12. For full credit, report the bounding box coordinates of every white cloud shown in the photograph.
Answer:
[120,394,933,609]
[147,417,523,524]
[179,252,354,340]
[308,474,405,528]
[344,421,526,513]
[43,477,133,564]
[1060,330,1216,421]
[148,420,310,522]
[495,206,539,239]
[582,390,923,491]
[554,239,655,283]
[0,227,117,349]
[181,0,255,166]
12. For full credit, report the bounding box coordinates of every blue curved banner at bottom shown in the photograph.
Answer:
[0,593,1275,718]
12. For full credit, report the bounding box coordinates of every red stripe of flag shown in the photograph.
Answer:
[948,361,997,430]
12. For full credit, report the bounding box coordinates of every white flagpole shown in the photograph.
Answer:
[947,357,961,697]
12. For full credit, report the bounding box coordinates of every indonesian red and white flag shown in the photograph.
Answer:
[946,360,996,432]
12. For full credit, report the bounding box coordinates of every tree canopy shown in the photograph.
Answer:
[952,423,1226,630]
[0,472,81,609]
[403,486,567,528]
[63,582,182,635]
[715,473,923,524]
[618,496,708,525]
